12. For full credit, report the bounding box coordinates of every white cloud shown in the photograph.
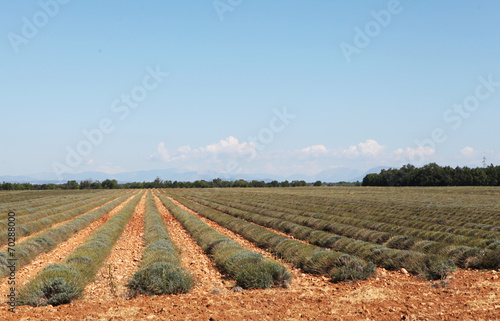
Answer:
[155,142,171,162]
[177,145,191,154]
[296,140,386,160]
[459,146,479,159]
[147,137,460,177]
[203,136,255,156]
[393,146,435,162]
[340,145,359,158]
[150,136,256,164]
[301,144,327,154]
[358,139,386,157]
[298,145,328,159]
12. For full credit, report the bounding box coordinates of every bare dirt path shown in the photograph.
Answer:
[152,191,229,294]
[0,192,139,307]
[0,192,131,253]
[80,191,147,303]
[181,195,313,244]
[2,191,500,320]
[4,266,499,320]
[166,195,333,291]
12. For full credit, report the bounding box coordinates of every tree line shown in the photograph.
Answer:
[0,178,316,190]
[362,163,500,186]
[10,161,496,190]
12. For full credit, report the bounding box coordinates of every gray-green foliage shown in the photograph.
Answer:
[0,193,120,246]
[199,191,499,268]
[19,264,83,306]
[182,195,454,279]
[127,263,194,296]
[19,191,144,306]
[127,193,193,296]
[0,192,133,278]
[165,193,375,282]
[157,193,292,289]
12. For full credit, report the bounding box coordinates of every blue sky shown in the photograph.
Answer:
[1,0,500,180]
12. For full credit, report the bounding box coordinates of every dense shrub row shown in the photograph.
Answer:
[156,192,293,289]
[193,188,500,229]
[127,192,194,296]
[189,194,499,269]
[18,192,144,306]
[162,192,376,282]
[0,194,121,246]
[308,211,500,248]
[0,192,134,278]
[0,191,116,232]
[178,195,454,280]
[192,191,500,249]
[193,192,500,243]
[0,191,59,206]
[0,192,116,227]
[0,191,111,219]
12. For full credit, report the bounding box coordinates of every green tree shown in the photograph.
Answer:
[2,182,14,190]
[250,180,266,187]
[291,180,306,187]
[267,180,280,187]
[280,180,290,187]
[80,179,92,189]
[152,177,163,188]
[102,179,118,189]
[233,179,249,188]
[194,180,208,188]
[90,181,102,189]
[65,180,80,189]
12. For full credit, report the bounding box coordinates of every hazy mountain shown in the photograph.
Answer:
[0,166,388,184]
[0,175,38,183]
[349,166,390,182]
[313,168,365,182]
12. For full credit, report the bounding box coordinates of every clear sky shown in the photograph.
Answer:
[1,0,500,180]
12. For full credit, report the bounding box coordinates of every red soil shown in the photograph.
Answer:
[1,192,499,320]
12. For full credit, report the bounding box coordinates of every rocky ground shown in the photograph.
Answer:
[3,268,499,320]
[1,193,499,320]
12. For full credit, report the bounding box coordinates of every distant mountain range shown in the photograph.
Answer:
[0,166,389,184]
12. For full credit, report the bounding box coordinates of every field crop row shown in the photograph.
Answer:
[162,192,376,282]
[184,192,499,269]
[0,192,125,246]
[0,191,134,278]
[0,190,89,208]
[188,190,500,237]
[156,193,293,289]
[0,192,115,227]
[127,193,194,296]
[172,193,452,280]
[19,192,144,306]
[0,190,117,219]
[2,186,493,308]
[196,188,500,227]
